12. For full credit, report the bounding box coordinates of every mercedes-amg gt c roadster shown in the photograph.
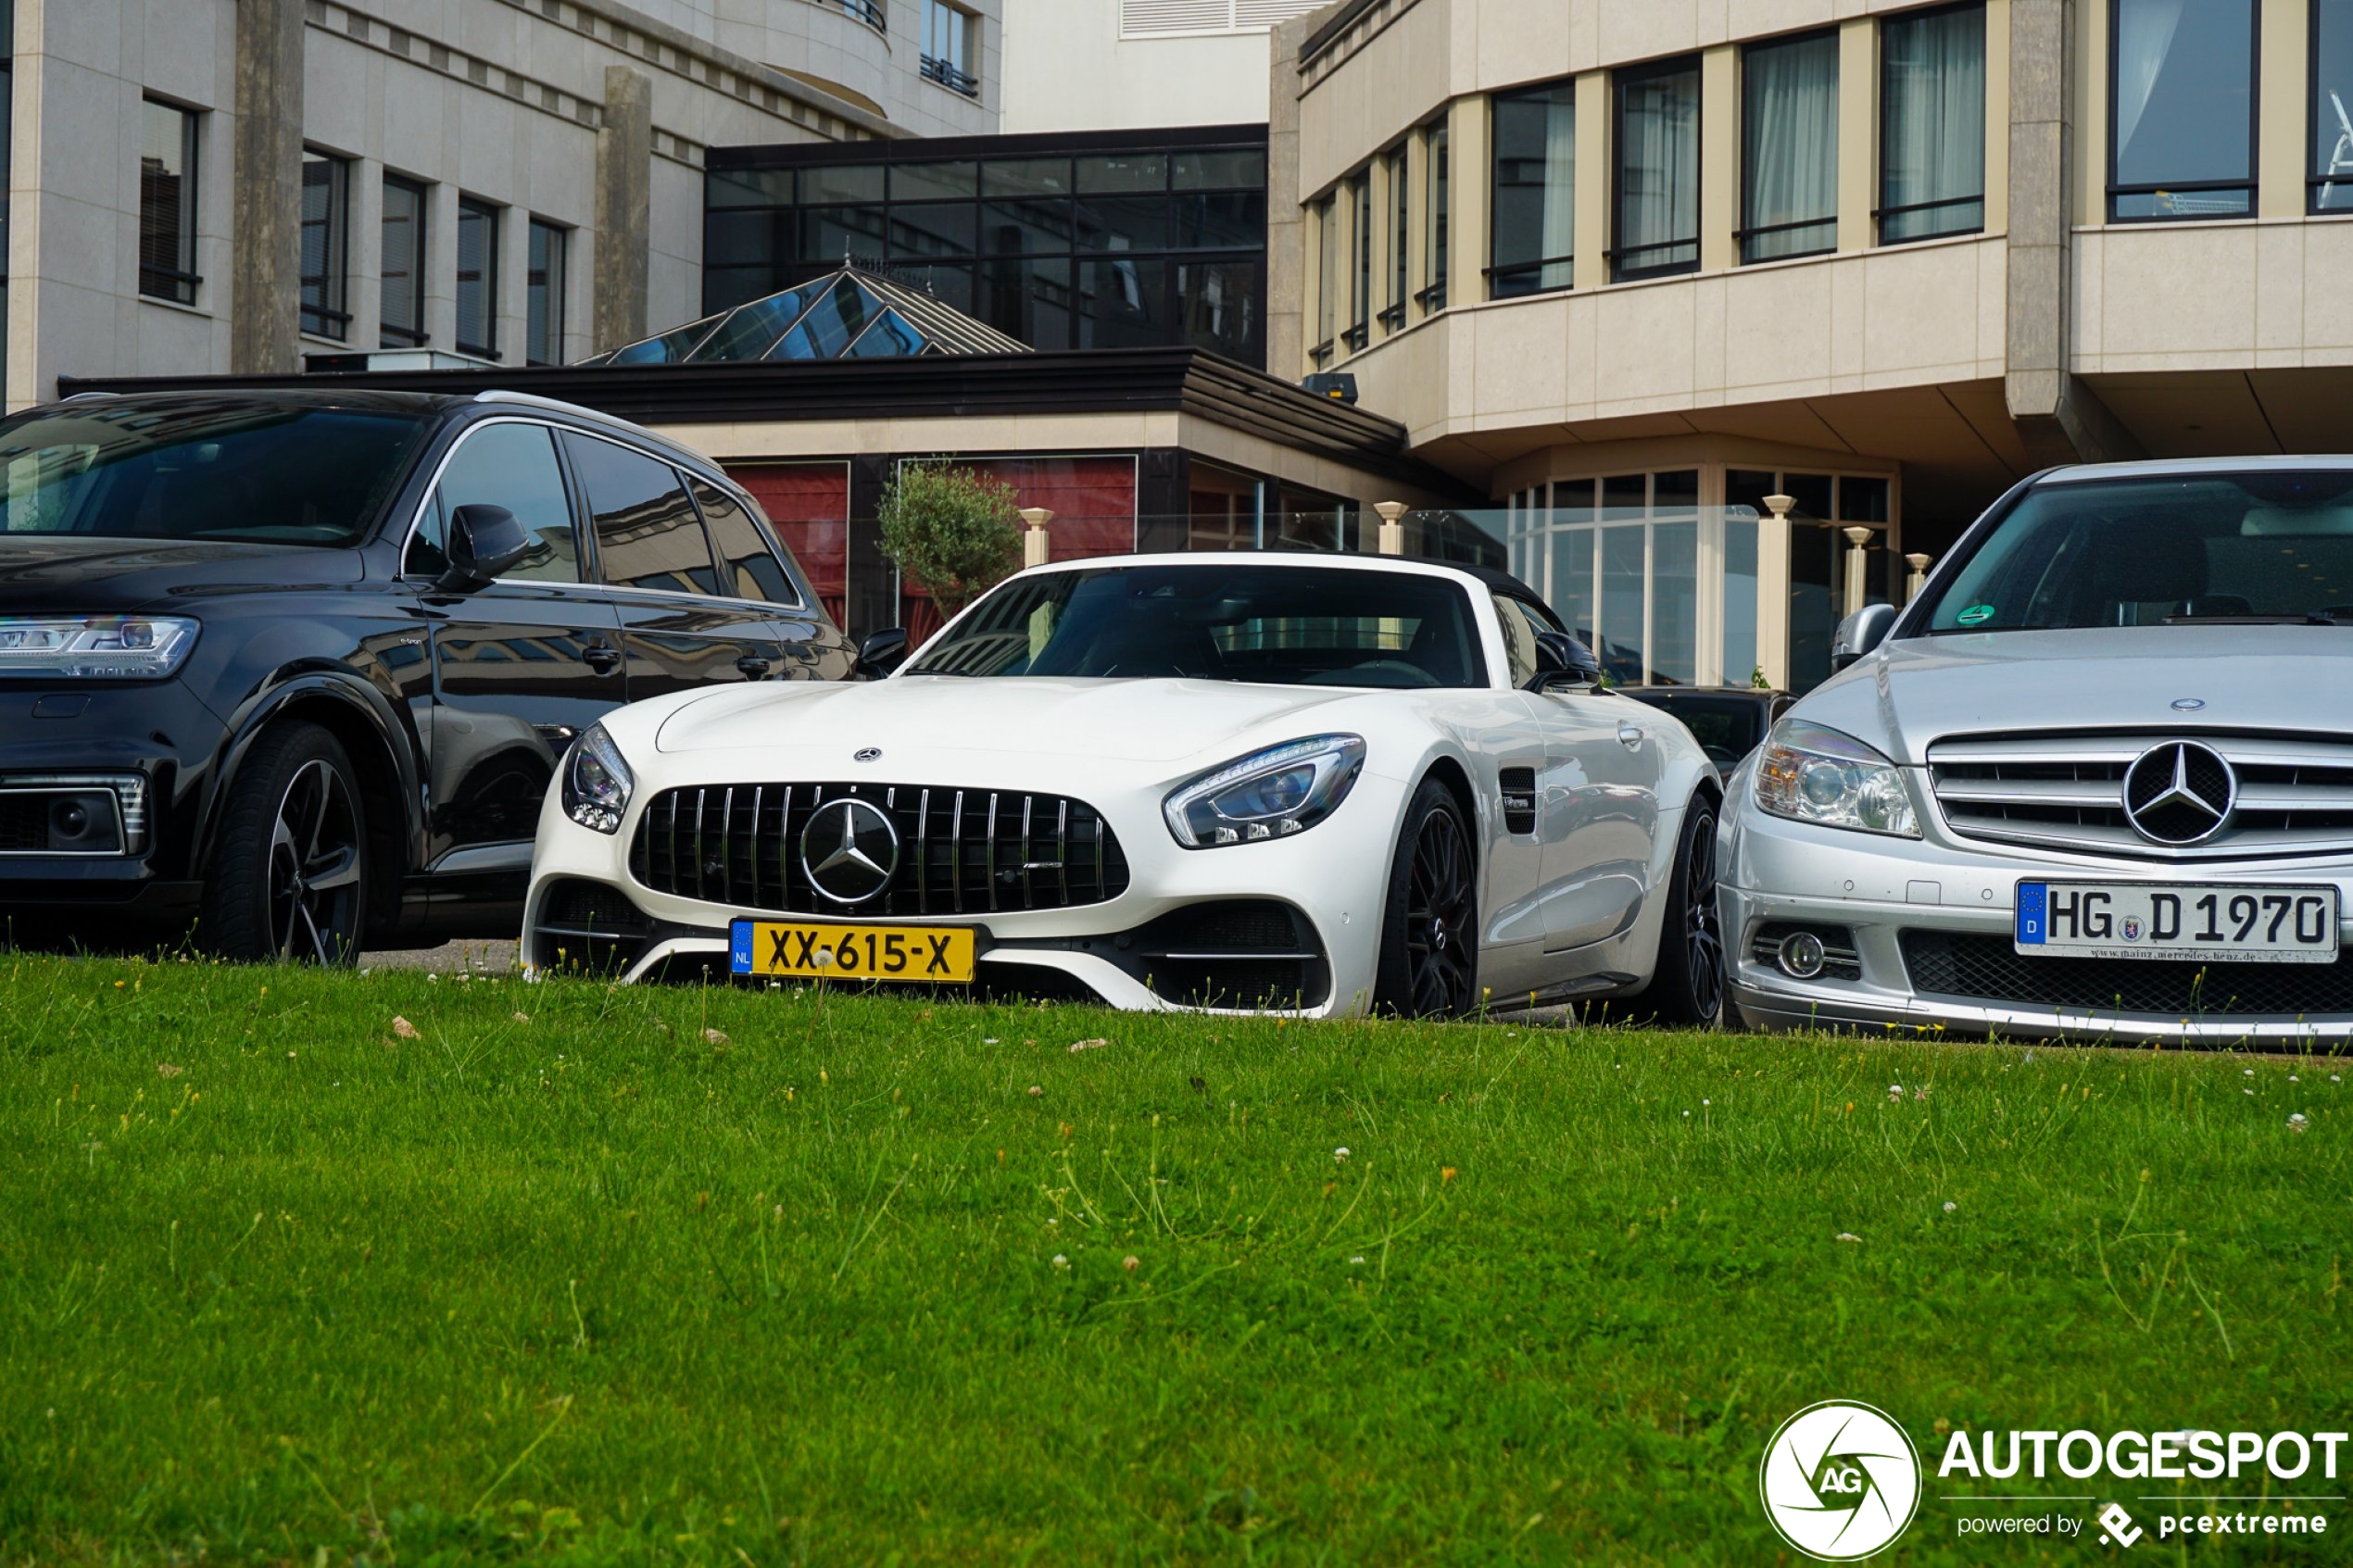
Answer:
[522,553,1723,1020]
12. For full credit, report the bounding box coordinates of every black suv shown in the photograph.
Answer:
[0,387,866,961]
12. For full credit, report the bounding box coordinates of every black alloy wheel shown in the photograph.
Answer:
[1622,797,1723,1026]
[200,721,370,965]
[1375,778,1479,1018]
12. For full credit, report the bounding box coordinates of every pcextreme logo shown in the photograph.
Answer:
[1759,1401,1924,1561]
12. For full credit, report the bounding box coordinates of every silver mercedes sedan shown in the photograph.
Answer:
[1721,457,2353,1044]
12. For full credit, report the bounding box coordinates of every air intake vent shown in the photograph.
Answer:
[630,782,1129,916]
[1499,768,1537,835]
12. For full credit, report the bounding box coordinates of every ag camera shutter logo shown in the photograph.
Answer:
[1759,1400,1923,1560]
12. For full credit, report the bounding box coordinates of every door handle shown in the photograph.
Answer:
[1617,722,1645,750]
[736,654,773,680]
[582,645,623,676]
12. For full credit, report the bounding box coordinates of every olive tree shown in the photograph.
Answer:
[875,462,1024,617]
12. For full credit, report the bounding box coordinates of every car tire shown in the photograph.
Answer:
[199,721,370,965]
[1373,777,1480,1018]
[1620,795,1724,1027]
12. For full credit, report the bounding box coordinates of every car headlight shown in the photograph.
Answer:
[0,616,198,679]
[1164,734,1365,848]
[1755,720,1919,838]
[562,723,635,834]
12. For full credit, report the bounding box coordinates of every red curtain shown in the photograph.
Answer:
[729,463,850,628]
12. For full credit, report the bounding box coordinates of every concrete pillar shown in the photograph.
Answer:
[1020,507,1052,567]
[1571,70,1608,292]
[1843,526,1874,615]
[1375,500,1405,555]
[1267,12,1312,377]
[1699,45,1737,273]
[1756,493,1795,690]
[594,66,652,355]
[2259,0,2309,220]
[1836,19,1875,253]
[1449,93,1491,301]
[231,0,305,375]
[1905,552,1933,602]
[2005,0,2142,467]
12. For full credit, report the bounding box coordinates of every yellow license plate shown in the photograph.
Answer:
[729,919,976,983]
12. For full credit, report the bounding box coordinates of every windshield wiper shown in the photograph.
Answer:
[2159,612,2344,626]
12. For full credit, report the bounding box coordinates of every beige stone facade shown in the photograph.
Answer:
[4,0,1000,408]
[1274,0,2353,687]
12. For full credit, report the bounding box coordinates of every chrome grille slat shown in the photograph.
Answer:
[1930,730,2353,859]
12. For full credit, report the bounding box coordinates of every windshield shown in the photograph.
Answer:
[0,400,433,547]
[905,563,1491,688]
[1923,470,2353,633]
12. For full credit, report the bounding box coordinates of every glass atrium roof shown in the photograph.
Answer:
[577,264,1030,366]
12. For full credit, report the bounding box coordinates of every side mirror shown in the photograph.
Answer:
[1527,629,1604,693]
[1831,603,1899,672]
[856,627,910,679]
[435,504,530,592]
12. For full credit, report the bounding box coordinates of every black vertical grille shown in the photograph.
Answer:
[628,782,1130,915]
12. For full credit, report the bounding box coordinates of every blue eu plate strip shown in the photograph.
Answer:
[730,919,754,973]
[2015,883,2047,945]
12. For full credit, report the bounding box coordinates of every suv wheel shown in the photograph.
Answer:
[200,721,369,964]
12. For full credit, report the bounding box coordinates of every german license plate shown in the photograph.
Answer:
[729,920,977,983]
[2015,882,2340,963]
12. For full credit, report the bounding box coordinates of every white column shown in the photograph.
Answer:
[1755,494,1795,689]
[1020,507,1053,567]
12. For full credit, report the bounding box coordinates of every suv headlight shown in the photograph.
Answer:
[1755,720,1919,838]
[562,724,635,834]
[1164,734,1365,848]
[0,616,199,679]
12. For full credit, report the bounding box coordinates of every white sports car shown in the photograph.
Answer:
[522,553,1724,1020]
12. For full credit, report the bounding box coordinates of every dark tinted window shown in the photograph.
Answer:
[564,433,717,596]
[693,481,798,605]
[1924,471,2353,632]
[0,401,428,547]
[412,421,578,582]
[1630,693,1768,765]
[909,564,1488,688]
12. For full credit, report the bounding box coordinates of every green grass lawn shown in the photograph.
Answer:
[0,954,2346,1564]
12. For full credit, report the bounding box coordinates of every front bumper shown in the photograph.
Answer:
[1722,803,2353,1043]
[521,767,1407,1017]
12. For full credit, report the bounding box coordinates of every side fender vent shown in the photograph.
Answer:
[1499,767,1537,835]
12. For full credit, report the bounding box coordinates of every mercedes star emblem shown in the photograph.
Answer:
[2121,740,2236,846]
[800,797,900,903]
[854,746,883,762]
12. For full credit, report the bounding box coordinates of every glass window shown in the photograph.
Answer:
[526,220,567,366]
[887,200,977,258]
[708,167,793,207]
[906,562,1488,689]
[413,422,579,583]
[1346,172,1371,348]
[921,0,978,94]
[1177,257,1262,362]
[1650,521,1698,685]
[980,197,1075,255]
[1742,31,1838,262]
[1491,81,1576,296]
[0,401,428,548]
[1613,58,1700,282]
[1076,153,1167,193]
[1313,194,1337,362]
[1600,523,1648,681]
[564,433,718,596]
[984,157,1073,198]
[2110,0,2254,219]
[1172,189,1263,249]
[1881,4,1986,242]
[978,256,1073,348]
[890,160,976,201]
[1174,149,1265,189]
[1077,257,1165,348]
[1491,594,1547,687]
[456,196,499,357]
[2314,0,2353,211]
[299,150,349,339]
[1423,122,1449,314]
[803,164,885,204]
[1383,146,1407,330]
[138,98,199,305]
[380,174,429,347]
[1076,191,1168,252]
[693,480,799,605]
[1724,510,1759,687]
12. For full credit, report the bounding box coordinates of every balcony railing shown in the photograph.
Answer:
[920,54,978,95]
[831,0,887,33]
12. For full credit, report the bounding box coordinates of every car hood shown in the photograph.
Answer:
[1796,626,2353,764]
[654,676,1376,767]
[0,535,363,613]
